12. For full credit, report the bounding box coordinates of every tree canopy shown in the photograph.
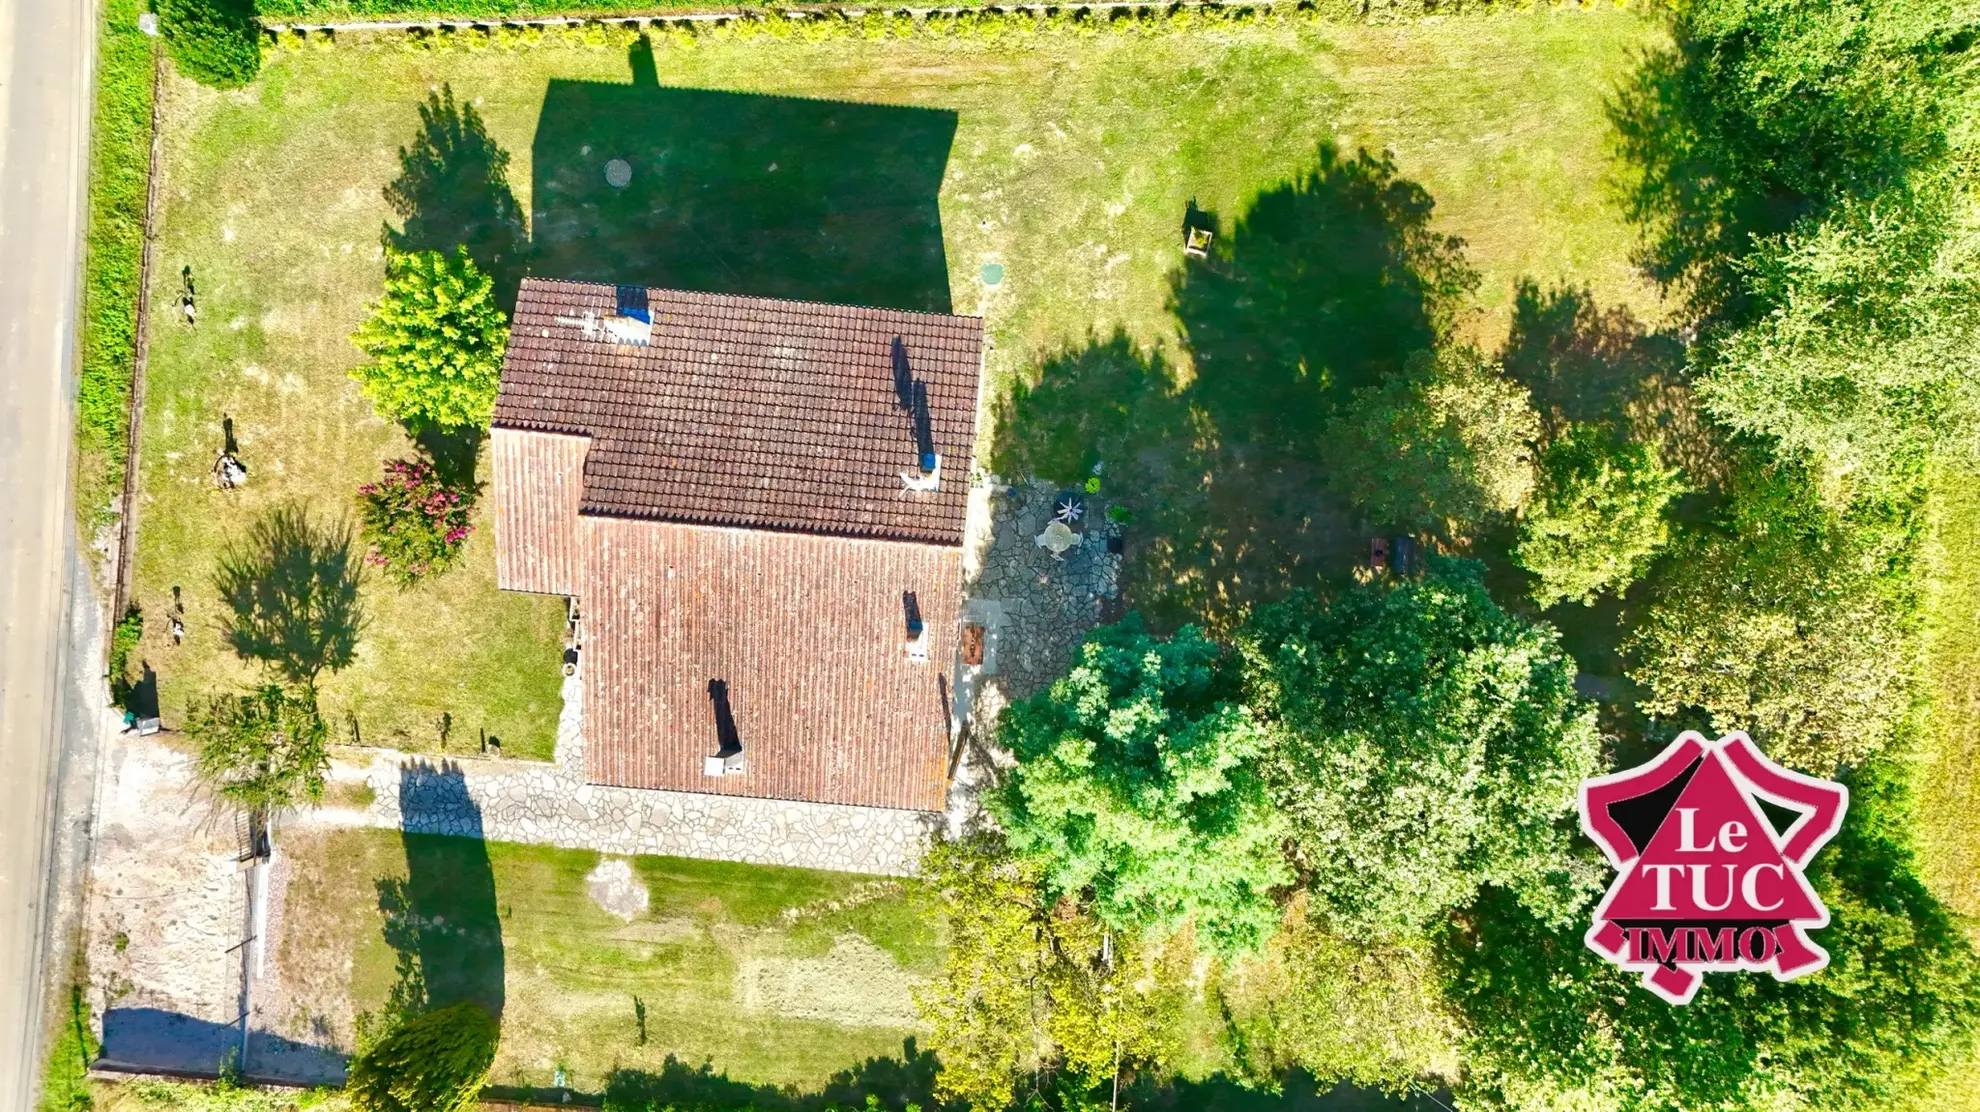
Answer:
[351,249,508,431]
[1698,196,1980,501]
[1242,560,1602,939]
[1611,0,1965,309]
[1444,761,1980,1112]
[1321,348,1539,532]
[917,835,1186,1112]
[1516,425,1683,608]
[346,1000,499,1112]
[1625,456,1916,773]
[186,684,331,811]
[1613,0,1980,498]
[987,616,1292,956]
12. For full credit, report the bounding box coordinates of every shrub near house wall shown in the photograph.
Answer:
[358,458,477,585]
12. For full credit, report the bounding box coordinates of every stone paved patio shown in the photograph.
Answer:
[293,674,942,876]
[944,479,1123,832]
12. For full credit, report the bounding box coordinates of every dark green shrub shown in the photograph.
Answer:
[108,604,143,708]
[158,0,263,89]
[347,1001,498,1112]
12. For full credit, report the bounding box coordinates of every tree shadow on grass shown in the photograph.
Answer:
[597,1049,1446,1112]
[412,422,488,492]
[598,1039,949,1112]
[1174,144,1477,454]
[214,503,365,688]
[529,45,957,312]
[385,84,528,309]
[996,146,1474,631]
[1500,279,1686,444]
[371,761,505,1043]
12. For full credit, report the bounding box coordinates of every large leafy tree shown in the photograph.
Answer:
[1625,456,1916,773]
[1321,348,1540,532]
[186,684,330,811]
[916,836,1050,1112]
[988,617,1292,957]
[1614,0,1979,496]
[1242,560,1601,939]
[1611,0,1964,309]
[347,1000,499,1112]
[1444,762,1980,1112]
[1698,199,1980,500]
[351,249,508,430]
[1516,425,1684,608]
[917,835,1185,1112]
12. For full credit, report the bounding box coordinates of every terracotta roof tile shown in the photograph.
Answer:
[579,516,958,811]
[495,278,983,546]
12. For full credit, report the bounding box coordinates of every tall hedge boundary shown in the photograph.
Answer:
[262,0,1637,48]
[76,0,157,544]
[262,0,1610,22]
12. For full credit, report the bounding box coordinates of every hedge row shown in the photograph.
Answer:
[76,0,156,540]
[258,0,1528,21]
[268,0,1608,47]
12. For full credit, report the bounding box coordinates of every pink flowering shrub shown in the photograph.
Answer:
[357,458,475,585]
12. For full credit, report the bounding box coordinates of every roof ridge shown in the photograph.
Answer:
[574,505,965,549]
[515,276,987,327]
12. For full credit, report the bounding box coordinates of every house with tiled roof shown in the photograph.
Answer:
[491,277,984,812]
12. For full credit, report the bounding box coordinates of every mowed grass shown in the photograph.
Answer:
[275,828,943,1092]
[1915,468,1980,1110]
[1918,469,1980,929]
[132,10,1660,753]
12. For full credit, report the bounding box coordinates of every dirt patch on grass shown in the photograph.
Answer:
[586,857,650,921]
[735,934,924,1029]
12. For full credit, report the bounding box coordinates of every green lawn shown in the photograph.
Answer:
[1914,469,1980,1111]
[275,828,944,1092]
[130,9,1661,750]
[1919,468,1980,932]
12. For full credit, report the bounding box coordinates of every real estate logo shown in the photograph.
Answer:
[1578,731,1848,1004]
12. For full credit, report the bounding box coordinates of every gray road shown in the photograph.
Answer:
[0,0,96,1107]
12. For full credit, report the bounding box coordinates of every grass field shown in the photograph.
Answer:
[129,9,1662,753]
[1916,468,1980,1112]
[1914,468,1980,1111]
[1919,469,1980,932]
[274,828,944,1092]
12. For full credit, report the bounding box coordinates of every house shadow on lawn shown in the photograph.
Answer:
[530,41,957,313]
[994,145,1474,632]
[375,761,506,1024]
[97,1008,348,1084]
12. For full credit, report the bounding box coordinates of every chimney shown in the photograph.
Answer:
[704,678,745,775]
[903,591,929,662]
[604,284,652,346]
[891,336,914,411]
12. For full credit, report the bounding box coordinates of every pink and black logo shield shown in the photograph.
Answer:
[1579,731,1848,1004]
